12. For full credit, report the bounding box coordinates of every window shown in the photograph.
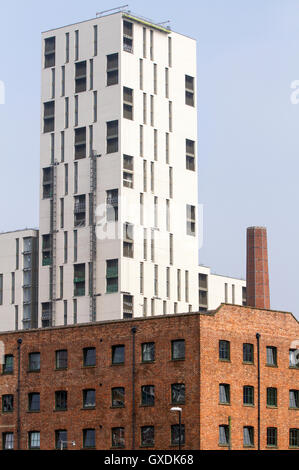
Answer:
[107,53,119,86]
[83,389,96,409]
[185,75,195,106]
[112,428,125,448]
[28,431,40,449]
[141,426,154,447]
[169,167,173,198]
[153,63,157,94]
[243,427,254,447]
[172,339,185,360]
[168,37,172,67]
[28,393,40,412]
[177,269,181,301]
[55,430,67,450]
[123,155,134,188]
[143,228,147,260]
[123,294,133,319]
[106,189,118,222]
[44,36,55,68]
[169,233,173,265]
[112,387,125,408]
[243,343,254,363]
[267,427,277,447]
[83,347,96,367]
[43,101,55,133]
[74,264,85,297]
[171,425,185,446]
[266,346,277,366]
[141,385,155,406]
[112,345,125,365]
[186,205,196,236]
[74,195,86,227]
[107,120,118,154]
[154,129,158,160]
[154,265,158,296]
[75,61,87,93]
[75,30,79,60]
[93,91,97,122]
[267,387,277,407]
[75,127,86,159]
[143,27,147,58]
[74,95,78,126]
[290,429,299,448]
[106,259,118,293]
[169,101,173,132]
[142,343,155,363]
[2,395,13,413]
[243,386,254,406]
[41,302,52,328]
[150,30,154,60]
[65,32,69,63]
[140,59,143,89]
[151,162,155,192]
[55,391,67,411]
[123,223,134,258]
[3,355,13,374]
[186,139,195,171]
[290,390,299,409]
[289,349,299,368]
[219,425,229,446]
[123,20,133,53]
[165,67,169,98]
[56,350,68,370]
[172,384,185,404]
[140,125,144,157]
[219,384,230,404]
[219,340,230,361]
[83,429,95,448]
[2,433,14,450]
[29,353,40,372]
[166,267,170,298]
[123,87,133,120]
[93,25,98,56]
[65,97,69,128]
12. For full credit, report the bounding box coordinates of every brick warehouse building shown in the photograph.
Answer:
[0,304,299,450]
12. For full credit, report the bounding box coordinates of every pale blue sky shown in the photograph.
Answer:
[0,0,298,317]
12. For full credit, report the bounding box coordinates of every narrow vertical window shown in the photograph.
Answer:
[75,30,79,61]
[64,232,68,263]
[11,273,15,304]
[140,193,144,225]
[15,306,18,331]
[61,131,65,162]
[90,59,94,90]
[185,271,189,302]
[60,198,64,229]
[93,25,98,56]
[169,167,173,198]
[89,125,93,157]
[123,87,133,120]
[186,139,195,171]
[51,68,55,99]
[169,101,173,132]
[65,97,69,129]
[166,133,169,164]
[143,160,147,192]
[154,129,158,161]
[64,164,68,195]
[75,95,79,127]
[16,239,19,270]
[151,229,155,262]
[74,230,78,262]
[143,228,147,261]
[143,93,147,124]
[151,298,155,316]
[140,125,144,157]
[224,283,228,302]
[143,298,147,317]
[93,91,97,122]
[153,63,157,94]
[106,120,119,154]
[143,27,147,58]
[139,59,143,90]
[154,196,158,228]
[166,267,170,298]
[185,75,195,106]
[64,300,67,326]
[166,199,170,231]
[150,30,154,60]
[107,53,119,86]
[177,269,181,301]
[123,20,133,53]
[168,37,172,67]
[60,266,64,299]
[169,234,173,265]
[140,262,144,294]
[74,162,78,194]
[165,68,169,98]
[65,32,70,63]
[154,265,158,296]
[50,133,55,163]
[151,162,154,192]
[61,66,65,97]
[150,95,154,126]
[73,299,77,324]
[232,284,235,304]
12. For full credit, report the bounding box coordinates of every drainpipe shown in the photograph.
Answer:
[17,338,22,450]
[131,327,137,450]
[256,333,261,450]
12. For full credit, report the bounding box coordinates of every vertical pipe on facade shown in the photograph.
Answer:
[17,338,22,450]
[131,327,137,450]
[256,333,261,450]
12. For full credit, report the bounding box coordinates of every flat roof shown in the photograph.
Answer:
[0,228,38,236]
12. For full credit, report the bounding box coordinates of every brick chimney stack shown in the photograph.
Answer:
[246,226,270,309]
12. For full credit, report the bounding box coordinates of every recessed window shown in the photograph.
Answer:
[243,386,254,406]
[243,426,254,447]
[289,390,299,409]
[219,425,229,446]
[267,427,277,447]
[123,155,134,188]
[123,87,133,120]
[267,387,277,407]
[75,61,87,93]
[266,346,277,366]
[74,127,86,160]
[106,189,118,222]
[123,20,133,53]
[289,349,299,368]
[123,294,133,319]
[56,350,68,370]
[243,343,254,363]
[42,234,52,266]
[106,259,118,293]
[83,389,96,409]
[2,395,14,413]
[112,387,125,408]
[219,384,230,405]
[185,75,195,106]
[29,353,40,372]
[44,37,55,68]
[83,429,95,449]
[55,391,67,411]
[28,393,40,412]
[219,340,230,361]
[43,101,55,133]
[141,385,155,406]
[107,53,119,86]
[123,223,134,258]
[172,384,185,404]
[112,427,125,448]
[74,263,85,296]
[55,430,67,450]
[28,431,40,450]
[107,120,119,154]
[290,429,299,448]
[83,347,96,367]
[172,339,185,360]
[141,426,154,447]
[3,355,13,375]
[2,432,14,450]
[171,424,185,446]
[142,343,155,363]
[112,345,125,365]
[186,139,195,171]
[186,205,196,236]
